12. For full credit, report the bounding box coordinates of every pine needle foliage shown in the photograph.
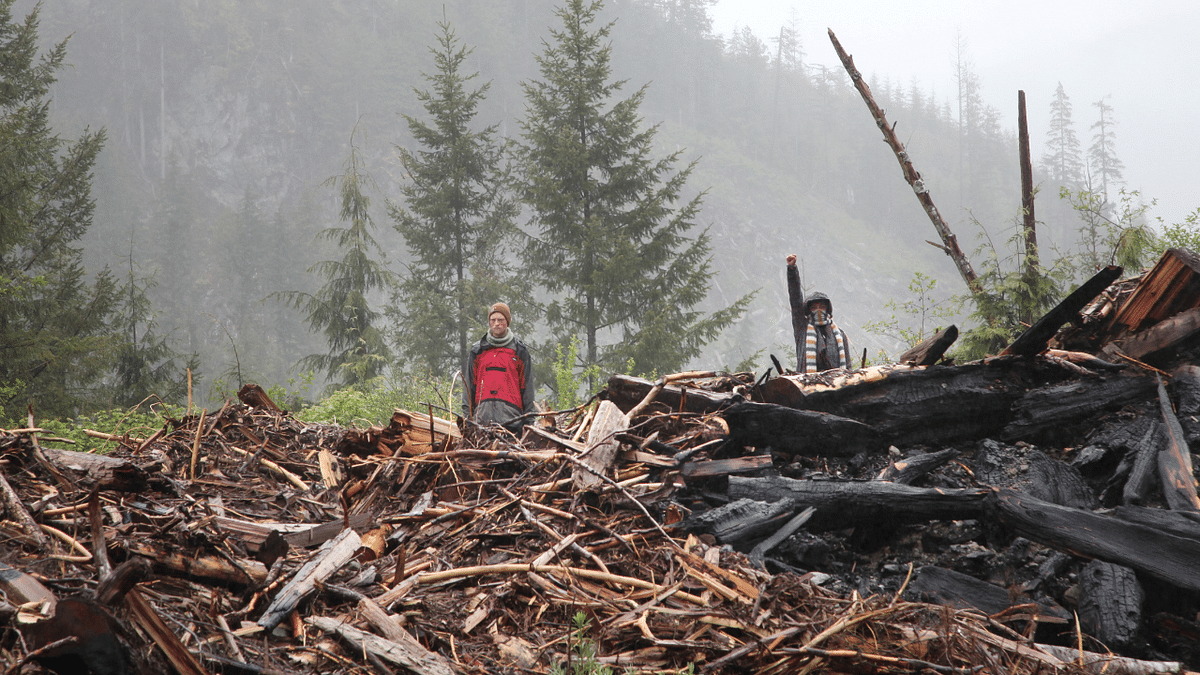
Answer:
[0,0,118,419]
[276,138,396,389]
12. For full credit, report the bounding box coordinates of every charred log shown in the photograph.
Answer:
[904,565,1070,623]
[721,401,878,456]
[1077,559,1145,649]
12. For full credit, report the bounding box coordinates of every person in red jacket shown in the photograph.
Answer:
[462,302,535,431]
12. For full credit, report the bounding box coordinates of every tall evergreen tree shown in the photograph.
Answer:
[516,0,750,379]
[389,21,521,376]
[1088,96,1125,201]
[0,0,118,420]
[1041,82,1084,189]
[276,139,396,389]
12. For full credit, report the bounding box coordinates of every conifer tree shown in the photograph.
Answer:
[516,0,750,379]
[390,21,521,375]
[276,139,395,389]
[1088,96,1125,201]
[1041,83,1084,189]
[0,0,119,419]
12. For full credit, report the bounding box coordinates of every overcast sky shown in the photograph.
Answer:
[710,0,1199,226]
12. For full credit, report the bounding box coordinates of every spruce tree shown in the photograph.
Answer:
[1041,83,1084,189]
[276,140,395,389]
[389,21,521,376]
[1088,97,1125,201]
[0,0,118,420]
[516,0,750,379]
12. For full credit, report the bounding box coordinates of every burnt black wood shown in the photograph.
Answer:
[904,565,1069,622]
[1003,264,1122,356]
[721,401,878,456]
[989,489,1200,593]
[1077,559,1144,648]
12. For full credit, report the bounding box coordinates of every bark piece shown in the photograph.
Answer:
[1078,559,1144,649]
[727,476,989,530]
[357,598,455,675]
[257,528,362,631]
[989,489,1200,592]
[1124,422,1164,506]
[573,400,628,490]
[41,448,148,491]
[1026,450,1099,510]
[126,541,267,587]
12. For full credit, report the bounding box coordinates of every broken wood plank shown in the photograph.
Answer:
[357,598,456,675]
[1157,374,1200,511]
[573,400,628,491]
[1104,306,1200,368]
[605,374,734,415]
[1107,248,1200,337]
[257,527,361,631]
[897,325,958,366]
[126,588,208,675]
[680,455,773,479]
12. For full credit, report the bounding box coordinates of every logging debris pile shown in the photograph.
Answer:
[5,250,1200,674]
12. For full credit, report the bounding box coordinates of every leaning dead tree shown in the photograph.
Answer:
[828,29,981,296]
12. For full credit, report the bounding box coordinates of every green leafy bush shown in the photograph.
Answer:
[296,371,456,427]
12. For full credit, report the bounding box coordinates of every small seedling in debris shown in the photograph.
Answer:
[550,611,612,675]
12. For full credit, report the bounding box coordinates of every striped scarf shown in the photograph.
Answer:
[801,322,849,373]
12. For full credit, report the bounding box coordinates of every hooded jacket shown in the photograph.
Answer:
[462,333,535,426]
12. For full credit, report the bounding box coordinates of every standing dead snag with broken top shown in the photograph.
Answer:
[828,28,979,295]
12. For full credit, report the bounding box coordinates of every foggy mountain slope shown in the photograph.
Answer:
[32,0,1036,399]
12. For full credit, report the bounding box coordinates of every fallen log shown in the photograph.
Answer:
[988,489,1200,593]
[1103,306,1200,367]
[1026,450,1099,509]
[127,542,268,587]
[605,374,736,415]
[41,448,149,491]
[678,498,801,546]
[720,401,878,456]
[727,476,989,530]
[1110,505,1200,541]
[903,565,1069,623]
[1002,370,1157,443]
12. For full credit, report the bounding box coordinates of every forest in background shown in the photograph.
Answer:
[4,0,1183,423]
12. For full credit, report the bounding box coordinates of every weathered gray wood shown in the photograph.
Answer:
[573,401,628,491]
[357,598,455,675]
[309,615,456,675]
[727,476,989,530]
[749,507,815,566]
[0,471,50,550]
[1156,375,1200,511]
[904,565,1069,623]
[680,455,773,479]
[1078,560,1144,649]
[257,528,361,631]
[989,489,1200,593]
[721,401,878,456]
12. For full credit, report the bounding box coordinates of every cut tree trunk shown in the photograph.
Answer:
[573,400,628,491]
[721,401,878,456]
[257,528,362,631]
[727,476,989,530]
[41,448,148,491]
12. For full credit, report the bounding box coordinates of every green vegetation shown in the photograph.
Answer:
[864,272,956,360]
[549,612,612,675]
